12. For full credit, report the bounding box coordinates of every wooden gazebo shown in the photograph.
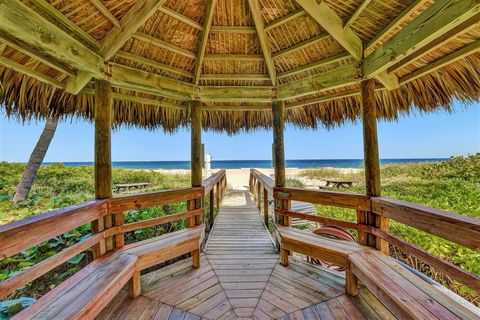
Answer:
[0,0,480,319]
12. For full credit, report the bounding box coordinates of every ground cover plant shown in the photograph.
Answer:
[298,153,480,305]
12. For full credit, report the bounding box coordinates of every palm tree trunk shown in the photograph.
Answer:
[12,116,59,204]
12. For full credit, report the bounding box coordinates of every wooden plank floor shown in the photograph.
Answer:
[98,191,396,320]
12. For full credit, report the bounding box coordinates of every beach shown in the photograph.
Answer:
[154,167,362,190]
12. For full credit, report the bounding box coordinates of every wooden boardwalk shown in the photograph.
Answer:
[98,191,396,320]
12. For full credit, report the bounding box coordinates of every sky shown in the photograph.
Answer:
[0,102,479,162]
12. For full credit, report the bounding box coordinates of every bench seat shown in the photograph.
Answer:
[13,225,205,320]
[276,225,480,320]
[276,224,365,268]
[349,249,480,320]
[13,253,137,320]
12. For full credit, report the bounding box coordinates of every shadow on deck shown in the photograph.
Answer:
[97,191,394,320]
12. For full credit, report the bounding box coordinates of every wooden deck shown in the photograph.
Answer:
[97,191,396,320]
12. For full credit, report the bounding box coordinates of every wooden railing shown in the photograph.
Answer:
[0,170,227,299]
[249,169,274,227]
[203,169,227,231]
[270,186,480,293]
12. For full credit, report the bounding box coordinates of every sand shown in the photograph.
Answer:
[155,167,361,190]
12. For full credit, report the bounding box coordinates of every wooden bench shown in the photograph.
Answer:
[276,224,365,295]
[13,225,204,320]
[276,225,480,320]
[349,249,480,320]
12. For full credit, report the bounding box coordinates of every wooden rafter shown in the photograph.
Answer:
[203,54,264,61]
[0,55,65,88]
[201,74,271,81]
[277,53,351,80]
[132,33,196,59]
[400,40,480,84]
[366,0,430,53]
[264,9,306,33]
[295,0,399,89]
[345,0,373,29]
[65,0,167,94]
[278,64,357,100]
[363,0,480,78]
[210,26,256,34]
[29,0,99,49]
[88,0,121,28]
[296,0,362,60]
[193,0,217,85]
[116,51,193,78]
[272,33,329,60]
[159,6,203,30]
[248,0,276,85]
[387,13,480,74]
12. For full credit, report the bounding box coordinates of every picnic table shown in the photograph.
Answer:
[323,180,354,188]
[113,182,152,193]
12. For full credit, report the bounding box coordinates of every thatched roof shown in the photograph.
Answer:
[0,0,479,133]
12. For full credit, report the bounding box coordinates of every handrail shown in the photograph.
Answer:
[271,185,480,293]
[250,169,274,193]
[0,171,228,299]
[203,169,226,194]
[249,169,274,227]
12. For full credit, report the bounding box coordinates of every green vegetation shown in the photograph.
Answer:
[0,163,190,318]
[299,154,480,304]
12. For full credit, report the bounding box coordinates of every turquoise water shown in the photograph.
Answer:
[46,158,447,170]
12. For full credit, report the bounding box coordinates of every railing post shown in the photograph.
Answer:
[209,189,214,231]
[272,100,287,226]
[263,187,269,227]
[361,78,388,254]
[257,182,261,210]
[190,100,203,227]
[93,79,115,256]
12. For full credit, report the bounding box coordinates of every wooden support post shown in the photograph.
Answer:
[257,183,261,210]
[209,189,214,231]
[345,269,359,296]
[263,188,269,227]
[361,78,388,254]
[216,182,220,208]
[190,100,203,226]
[273,100,286,225]
[93,79,113,257]
[128,270,141,298]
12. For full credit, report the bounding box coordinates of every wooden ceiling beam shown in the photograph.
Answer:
[296,0,363,60]
[295,0,398,89]
[0,55,65,89]
[159,6,203,30]
[0,35,75,77]
[116,50,193,78]
[264,9,306,33]
[364,0,480,78]
[88,0,121,28]
[201,74,271,81]
[387,13,480,74]
[366,0,430,53]
[210,26,256,34]
[132,32,196,59]
[344,0,373,29]
[203,54,264,61]
[277,53,351,79]
[278,64,358,100]
[29,0,99,49]
[193,0,217,85]
[248,0,276,85]
[66,0,167,94]
[272,33,330,60]
[400,39,480,84]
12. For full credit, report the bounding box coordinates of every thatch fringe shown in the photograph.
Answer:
[1,53,479,134]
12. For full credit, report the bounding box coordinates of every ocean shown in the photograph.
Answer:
[47,158,448,170]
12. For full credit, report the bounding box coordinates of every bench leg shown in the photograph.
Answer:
[280,248,289,266]
[192,249,200,269]
[345,270,358,296]
[128,271,141,298]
